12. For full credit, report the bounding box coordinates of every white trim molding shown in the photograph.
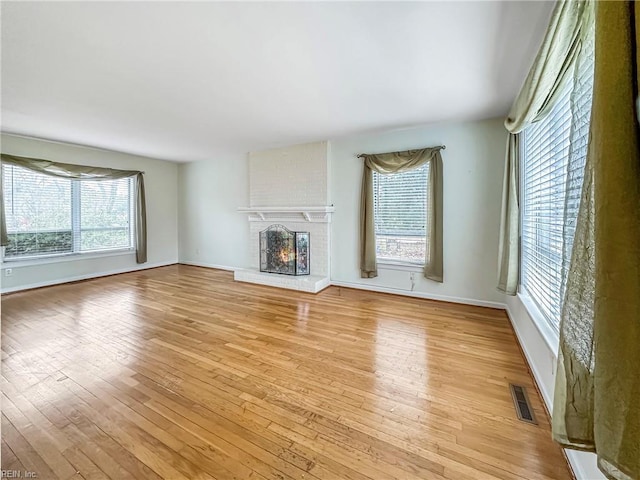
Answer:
[1,261,177,294]
[505,303,554,409]
[238,206,335,223]
[518,290,560,357]
[331,280,507,310]
[179,261,238,272]
[2,248,136,268]
[378,262,424,273]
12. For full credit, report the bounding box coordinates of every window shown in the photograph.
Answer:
[2,164,134,260]
[373,163,429,265]
[521,44,594,331]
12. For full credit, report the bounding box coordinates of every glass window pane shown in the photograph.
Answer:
[79,178,132,252]
[373,163,429,265]
[2,166,134,258]
[3,165,72,257]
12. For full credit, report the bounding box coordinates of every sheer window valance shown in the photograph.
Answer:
[498,0,593,295]
[359,146,444,282]
[0,154,147,264]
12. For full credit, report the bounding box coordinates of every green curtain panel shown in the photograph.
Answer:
[0,154,148,264]
[553,2,640,479]
[497,0,592,295]
[497,134,520,294]
[0,172,8,247]
[358,147,444,281]
[134,172,147,264]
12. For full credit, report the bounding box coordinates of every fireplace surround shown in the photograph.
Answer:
[234,140,332,293]
[233,206,333,293]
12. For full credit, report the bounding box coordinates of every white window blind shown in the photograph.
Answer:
[2,164,134,259]
[521,44,594,331]
[373,163,429,265]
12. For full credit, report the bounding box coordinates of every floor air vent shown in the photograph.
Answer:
[509,383,537,424]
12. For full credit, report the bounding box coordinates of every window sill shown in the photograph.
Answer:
[517,290,560,357]
[1,249,135,268]
[377,261,424,273]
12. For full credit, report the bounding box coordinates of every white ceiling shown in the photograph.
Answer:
[1,1,553,163]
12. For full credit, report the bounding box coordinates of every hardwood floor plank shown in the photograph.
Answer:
[2,438,26,473]
[2,393,77,479]
[2,414,59,479]
[61,446,111,480]
[30,376,163,480]
[1,265,572,479]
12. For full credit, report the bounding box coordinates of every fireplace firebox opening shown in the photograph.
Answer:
[260,224,310,276]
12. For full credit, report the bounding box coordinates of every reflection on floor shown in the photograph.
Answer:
[1,264,571,480]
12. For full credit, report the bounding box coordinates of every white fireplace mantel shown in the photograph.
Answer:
[238,206,335,223]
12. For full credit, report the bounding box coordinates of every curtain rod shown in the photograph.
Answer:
[357,145,445,158]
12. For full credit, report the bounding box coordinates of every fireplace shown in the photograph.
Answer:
[260,224,310,276]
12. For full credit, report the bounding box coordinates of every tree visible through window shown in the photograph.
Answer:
[2,164,134,258]
[373,163,429,265]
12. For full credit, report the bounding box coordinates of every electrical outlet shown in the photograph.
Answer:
[5,268,12,277]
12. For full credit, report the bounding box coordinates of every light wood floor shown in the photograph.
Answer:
[1,265,571,480]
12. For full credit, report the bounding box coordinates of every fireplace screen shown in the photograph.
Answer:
[260,225,310,276]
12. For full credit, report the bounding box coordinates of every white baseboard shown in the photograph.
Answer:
[565,450,603,480]
[504,304,554,410]
[1,261,177,294]
[330,280,507,310]
[178,260,238,272]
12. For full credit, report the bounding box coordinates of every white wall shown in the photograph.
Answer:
[178,153,250,270]
[0,134,179,292]
[249,142,329,207]
[329,118,506,307]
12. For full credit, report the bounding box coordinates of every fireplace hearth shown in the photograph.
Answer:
[260,224,309,276]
